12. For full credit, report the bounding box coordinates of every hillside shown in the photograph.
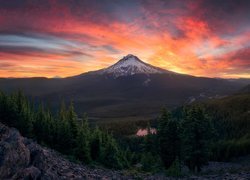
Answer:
[204,88,250,139]
[0,122,131,179]
[1,122,250,179]
[238,84,250,94]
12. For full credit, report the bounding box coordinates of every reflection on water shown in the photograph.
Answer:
[136,128,157,136]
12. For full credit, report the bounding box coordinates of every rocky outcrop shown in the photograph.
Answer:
[0,122,129,180]
[0,124,30,178]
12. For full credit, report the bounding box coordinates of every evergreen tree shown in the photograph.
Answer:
[100,133,124,169]
[44,108,55,146]
[75,114,91,163]
[34,104,46,143]
[181,105,213,172]
[141,152,157,172]
[158,109,180,169]
[0,91,130,169]
[54,102,73,153]
[59,101,67,121]
[81,113,90,134]
[75,127,91,163]
[143,122,158,155]
[13,91,33,137]
[90,127,103,161]
[58,117,73,154]
[158,108,171,134]
[67,101,78,138]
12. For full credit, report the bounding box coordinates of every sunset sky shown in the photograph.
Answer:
[0,0,249,78]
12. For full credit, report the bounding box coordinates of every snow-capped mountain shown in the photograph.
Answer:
[0,53,246,120]
[95,54,175,77]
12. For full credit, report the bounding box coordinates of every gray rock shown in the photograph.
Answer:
[13,166,41,180]
[0,125,30,179]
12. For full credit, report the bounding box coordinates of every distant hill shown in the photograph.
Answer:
[238,84,250,94]
[198,88,250,139]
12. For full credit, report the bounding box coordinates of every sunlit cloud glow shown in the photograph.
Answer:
[0,0,249,78]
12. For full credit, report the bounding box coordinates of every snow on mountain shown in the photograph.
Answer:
[95,54,175,77]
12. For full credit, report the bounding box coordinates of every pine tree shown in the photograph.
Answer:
[81,113,90,134]
[34,104,46,143]
[75,114,91,163]
[67,101,78,138]
[75,127,91,163]
[90,127,103,161]
[59,101,67,121]
[14,91,33,137]
[181,105,213,172]
[44,108,55,146]
[55,101,74,153]
[158,108,180,169]
[55,101,78,153]
[100,134,124,169]
[158,108,171,134]
[0,91,131,169]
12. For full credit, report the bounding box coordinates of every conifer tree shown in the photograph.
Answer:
[100,134,123,169]
[0,91,130,169]
[67,101,78,137]
[34,104,46,143]
[59,101,67,121]
[55,102,73,153]
[141,152,157,172]
[58,117,72,154]
[44,108,55,145]
[14,91,33,137]
[75,114,91,163]
[158,108,180,169]
[75,127,91,163]
[81,113,90,133]
[181,105,213,172]
[90,127,103,161]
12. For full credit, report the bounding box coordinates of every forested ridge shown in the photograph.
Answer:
[0,90,249,176]
[0,90,129,169]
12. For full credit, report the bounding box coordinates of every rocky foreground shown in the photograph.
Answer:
[0,122,249,180]
[0,122,131,179]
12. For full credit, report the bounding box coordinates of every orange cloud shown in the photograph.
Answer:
[0,0,249,78]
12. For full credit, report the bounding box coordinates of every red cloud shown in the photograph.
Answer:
[0,0,249,78]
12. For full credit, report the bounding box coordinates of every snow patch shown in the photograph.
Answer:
[95,54,175,77]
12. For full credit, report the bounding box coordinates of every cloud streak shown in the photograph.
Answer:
[0,0,249,78]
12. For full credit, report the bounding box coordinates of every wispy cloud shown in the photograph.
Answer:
[0,0,249,78]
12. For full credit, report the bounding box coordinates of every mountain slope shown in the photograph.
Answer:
[93,54,174,77]
[0,55,248,121]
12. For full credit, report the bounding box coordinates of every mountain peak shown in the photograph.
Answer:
[124,54,137,58]
[95,54,175,77]
[115,54,145,66]
[121,54,139,60]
